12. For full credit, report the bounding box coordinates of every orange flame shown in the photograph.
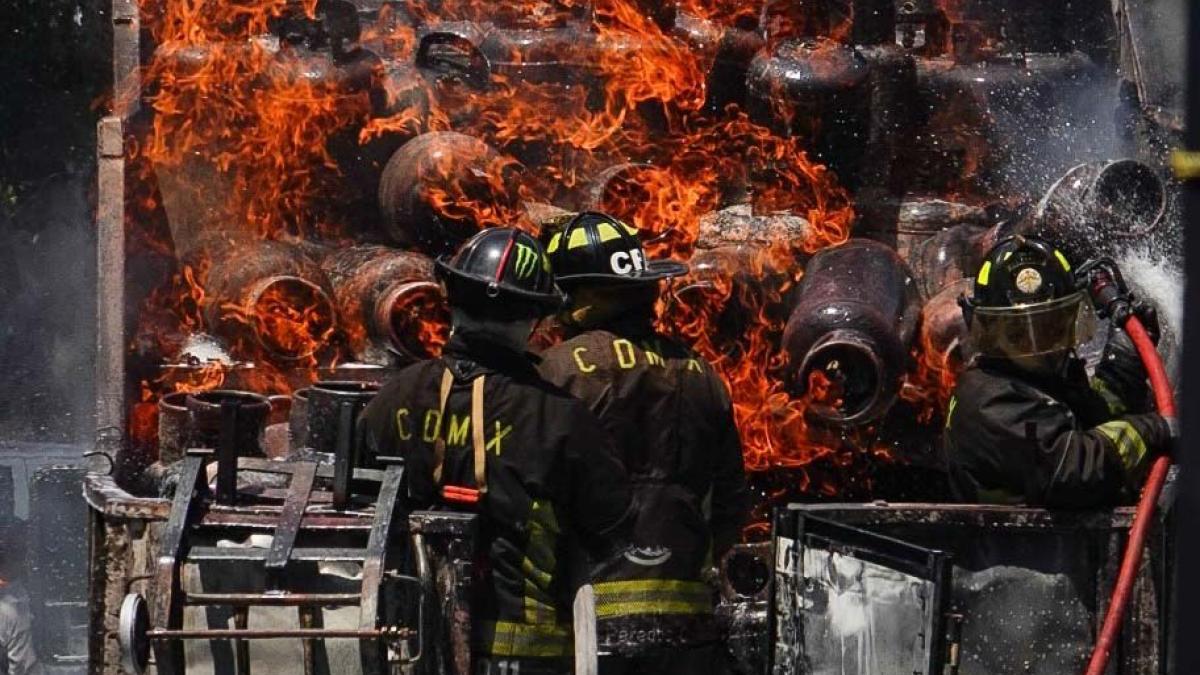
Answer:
[124,0,946,493]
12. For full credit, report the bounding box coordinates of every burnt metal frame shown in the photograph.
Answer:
[137,451,417,675]
[767,509,951,675]
[776,502,1173,675]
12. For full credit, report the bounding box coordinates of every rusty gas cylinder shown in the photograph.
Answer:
[1030,159,1167,263]
[185,390,272,458]
[907,222,992,299]
[747,39,872,189]
[200,240,338,361]
[667,245,794,350]
[919,277,974,379]
[321,245,450,365]
[157,391,191,464]
[148,38,386,257]
[696,204,812,251]
[288,387,311,453]
[378,131,522,256]
[303,381,381,459]
[781,239,920,426]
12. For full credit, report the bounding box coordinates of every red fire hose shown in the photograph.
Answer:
[1083,315,1175,675]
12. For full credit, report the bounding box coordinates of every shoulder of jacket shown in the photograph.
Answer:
[543,330,615,352]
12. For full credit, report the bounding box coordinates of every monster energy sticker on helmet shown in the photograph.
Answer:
[513,243,539,279]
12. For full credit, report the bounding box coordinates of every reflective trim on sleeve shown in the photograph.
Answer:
[1094,420,1149,472]
[1090,377,1128,416]
[944,396,958,429]
[592,579,713,618]
[474,620,573,658]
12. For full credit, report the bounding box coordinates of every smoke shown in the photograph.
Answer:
[0,169,97,444]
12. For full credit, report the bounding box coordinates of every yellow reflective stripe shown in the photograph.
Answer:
[945,396,958,429]
[1054,249,1071,272]
[476,620,572,658]
[593,579,708,594]
[1095,420,1149,472]
[596,599,711,618]
[976,261,992,286]
[567,228,589,249]
[522,499,559,623]
[524,582,555,624]
[1090,378,1128,415]
[546,232,562,253]
[597,222,621,242]
[592,579,712,618]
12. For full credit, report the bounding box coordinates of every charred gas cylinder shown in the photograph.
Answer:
[185,390,272,457]
[781,239,920,426]
[157,391,190,464]
[302,381,381,459]
[747,39,872,191]
[697,204,811,251]
[322,246,449,365]
[200,240,338,362]
[289,387,311,451]
[1030,159,1167,263]
[919,277,974,379]
[862,198,989,274]
[378,131,522,256]
[760,0,894,45]
[908,221,996,299]
[149,37,387,255]
[668,11,749,111]
[668,245,792,349]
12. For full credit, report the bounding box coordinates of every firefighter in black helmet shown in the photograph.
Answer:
[360,227,634,675]
[536,212,748,675]
[944,235,1174,507]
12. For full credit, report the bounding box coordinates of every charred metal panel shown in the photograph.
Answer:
[762,503,1171,675]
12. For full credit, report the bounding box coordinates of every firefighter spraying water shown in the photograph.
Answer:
[945,235,1174,507]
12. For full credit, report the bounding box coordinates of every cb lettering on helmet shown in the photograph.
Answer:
[610,249,646,275]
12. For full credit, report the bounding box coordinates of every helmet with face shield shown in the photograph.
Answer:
[960,235,1094,361]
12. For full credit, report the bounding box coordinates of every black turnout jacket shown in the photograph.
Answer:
[538,320,748,634]
[944,332,1171,508]
[360,332,633,659]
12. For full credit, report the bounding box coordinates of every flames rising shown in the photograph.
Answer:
[123,0,948,499]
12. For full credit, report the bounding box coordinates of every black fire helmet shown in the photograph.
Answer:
[435,227,565,316]
[541,211,688,288]
[961,235,1094,359]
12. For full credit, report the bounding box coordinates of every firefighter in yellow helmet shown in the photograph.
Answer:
[945,235,1174,506]
[360,228,635,675]
[537,212,748,675]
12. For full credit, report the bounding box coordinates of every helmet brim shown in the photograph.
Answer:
[554,259,689,287]
[435,258,566,308]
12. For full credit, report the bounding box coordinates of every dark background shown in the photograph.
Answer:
[0,0,110,443]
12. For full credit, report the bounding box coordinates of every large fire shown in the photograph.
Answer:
[123,0,961,499]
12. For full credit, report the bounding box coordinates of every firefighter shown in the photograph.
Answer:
[944,235,1175,507]
[536,212,748,674]
[359,227,634,675]
[0,522,42,675]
